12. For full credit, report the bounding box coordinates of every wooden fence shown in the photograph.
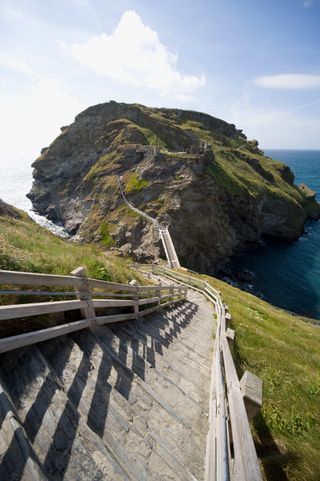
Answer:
[148,265,263,481]
[0,267,186,354]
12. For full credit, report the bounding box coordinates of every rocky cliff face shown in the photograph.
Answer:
[28,101,320,272]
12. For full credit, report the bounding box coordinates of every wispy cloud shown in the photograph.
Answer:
[254,74,320,89]
[65,10,205,99]
[303,0,313,8]
[0,52,37,78]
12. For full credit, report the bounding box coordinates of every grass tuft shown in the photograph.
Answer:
[124,173,149,194]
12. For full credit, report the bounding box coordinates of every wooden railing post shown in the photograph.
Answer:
[157,284,162,307]
[170,284,174,302]
[71,267,96,321]
[134,285,139,319]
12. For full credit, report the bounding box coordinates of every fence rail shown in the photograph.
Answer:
[0,267,187,355]
[150,265,263,481]
[0,263,263,480]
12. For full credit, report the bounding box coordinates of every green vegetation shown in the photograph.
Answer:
[99,221,116,248]
[0,208,144,284]
[124,172,149,194]
[205,160,249,197]
[183,269,320,481]
[178,116,312,208]
[139,126,168,148]
[84,152,121,182]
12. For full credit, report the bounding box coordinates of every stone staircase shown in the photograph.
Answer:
[0,288,215,481]
[159,226,180,269]
[116,175,180,269]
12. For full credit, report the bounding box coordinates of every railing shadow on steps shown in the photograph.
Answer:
[139,263,264,481]
[0,267,187,354]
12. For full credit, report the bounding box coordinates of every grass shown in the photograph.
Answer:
[124,172,149,194]
[0,209,145,284]
[182,269,320,481]
[99,221,116,248]
[139,126,168,148]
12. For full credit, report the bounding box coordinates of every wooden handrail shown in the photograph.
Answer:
[0,267,186,354]
[150,264,263,481]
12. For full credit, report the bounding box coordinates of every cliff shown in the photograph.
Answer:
[28,101,320,272]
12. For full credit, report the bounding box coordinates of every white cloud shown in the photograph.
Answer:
[254,74,320,90]
[66,10,205,98]
[303,0,313,7]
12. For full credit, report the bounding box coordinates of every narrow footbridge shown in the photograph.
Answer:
[0,264,263,481]
[117,176,180,268]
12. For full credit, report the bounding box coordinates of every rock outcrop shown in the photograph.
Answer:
[28,101,320,272]
[0,199,24,219]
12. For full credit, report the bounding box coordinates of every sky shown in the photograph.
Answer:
[1,0,320,167]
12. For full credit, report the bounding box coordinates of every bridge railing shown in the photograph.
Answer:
[0,267,187,354]
[151,265,263,481]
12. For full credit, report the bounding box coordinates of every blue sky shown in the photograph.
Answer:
[1,0,320,165]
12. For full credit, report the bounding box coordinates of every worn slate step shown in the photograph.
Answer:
[79,327,207,479]
[160,311,213,344]
[0,347,133,481]
[77,328,207,480]
[119,322,211,390]
[0,383,47,481]
[43,331,202,481]
[88,328,207,449]
[91,325,205,421]
[147,313,213,359]
[106,325,204,404]
[39,334,160,481]
[124,319,211,373]
[0,284,216,481]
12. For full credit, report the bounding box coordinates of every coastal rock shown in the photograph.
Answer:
[27,101,320,273]
[0,199,24,219]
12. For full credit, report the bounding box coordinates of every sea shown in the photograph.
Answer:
[233,149,320,320]
[0,162,68,237]
[1,150,320,319]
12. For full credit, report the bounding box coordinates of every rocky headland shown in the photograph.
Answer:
[28,101,320,272]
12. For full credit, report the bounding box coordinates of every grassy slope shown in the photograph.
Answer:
[0,207,145,284]
[179,120,308,207]
[186,270,320,481]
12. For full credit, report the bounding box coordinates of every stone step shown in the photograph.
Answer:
[0,288,216,481]
[91,326,206,423]
[0,383,48,481]
[120,320,211,379]
[75,329,207,480]
[0,347,134,481]
[149,311,213,358]
[107,325,205,404]
[133,318,211,371]
[42,330,204,480]
[39,335,164,481]
[94,325,203,405]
